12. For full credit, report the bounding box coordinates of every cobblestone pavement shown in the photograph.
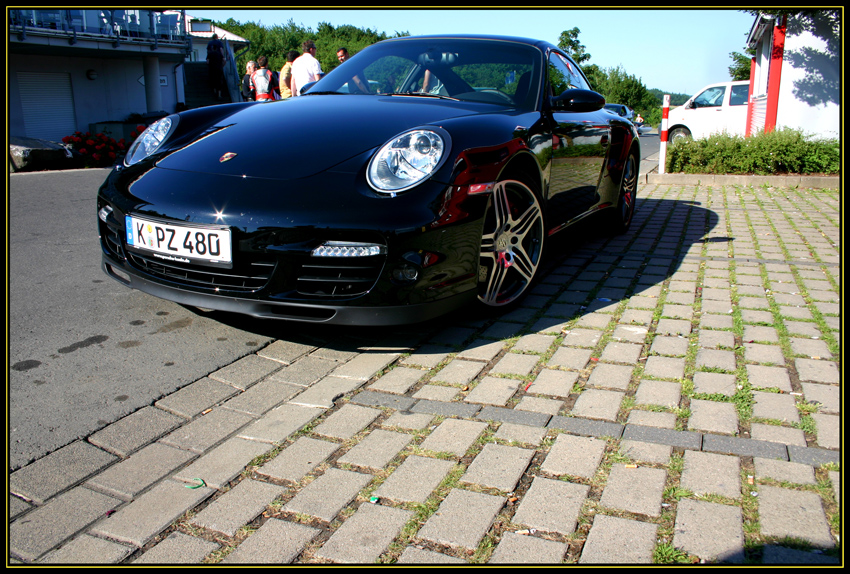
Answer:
[9,183,841,565]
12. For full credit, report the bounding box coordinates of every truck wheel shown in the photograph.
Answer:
[669,127,691,144]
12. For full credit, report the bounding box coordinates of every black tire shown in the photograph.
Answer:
[669,127,691,144]
[606,151,638,235]
[477,179,545,308]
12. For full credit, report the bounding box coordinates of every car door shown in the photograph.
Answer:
[545,51,610,226]
[687,84,727,139]
[724,83,750,136]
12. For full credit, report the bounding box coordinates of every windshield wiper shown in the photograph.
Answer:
[385,92,460,101]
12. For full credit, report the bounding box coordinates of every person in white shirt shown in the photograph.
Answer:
[290,40,323,97]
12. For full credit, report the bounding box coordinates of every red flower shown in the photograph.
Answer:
[136,124,146,132]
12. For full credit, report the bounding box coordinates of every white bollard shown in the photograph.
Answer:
[659,94,670,175]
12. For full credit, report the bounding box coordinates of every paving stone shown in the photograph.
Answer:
[743,325,779,343]
[600,342,643,364]
[800,383,839,414]
[754,457,817,485]
[634,380,681,408]
[782,321,822,338]
[811,413,839,449]
[269,357,340,387]
[701,435,788,461]
[561,328,603,348]
[10,487,122,562]
[410,399,481,419]
[662,304,693,320]
[159,408,254,454]
[132,532,218,564]
[10,441,117,505]
[173,437,274,490]
[761,545,841,565]
[578,515,657,564]
[512,476,588,535]
[548,416,623,440]
[744,343,786,365]
[656,319,692,336]
[673,499,745,563]
[489,532,567,564]
[155,377,240,418]
[494,423,547,446]
[397,547,466,564]
[701,314,733,330]
[688,399,739,435]
[619,440,672,464]
[693,372,737,397]
[316,503,412,563]
[85,442,196,501]
[490,353,540,376]
[209,355,282,390]
[599,464,666,517]
[741,309,774,324]
[222,519,320,564]
[367,367,424,394]
[746,365,792,392]
[282,468,372,523]
[695,349,737,372]
[527,369,578,398]
[256,437,340,483]
[586,363,633,391]
[399,344,452,369]
[571,388,624,421]
[313,404,382,440]
[515,396,563,416]
[190,478,285,537]
[650,335,690,356]
[680,450,741,499]
[419,418,488,457]
[464,376,521,406]
[40,534,134,564]
[414,384,460,402]
[750,423,807,447]
[256,339,317,365]
[795,359,839,384]
[612,324,650,344]
[221,379,302,417]
[287,376,364,408]
[576,313,613,329]
[90,480,213,549]
[620,309,654,325]
[461,444,534,492]
[237,404,322,445]
[338,429,412,471]
[351,390,417,412]
[374,456,455,504]
[417,489,505,550]
[753,392,800,423]
[512,334,556,353]
[478,406,551,428]
[382,411,434,430]
[331,352,400,381]
[699,330,736,349]
[540,433,605,479]
[757,486,835,548]
[432,358,486,384]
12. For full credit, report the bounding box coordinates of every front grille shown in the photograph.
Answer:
[128,252,275,292]
[296,257,384,297]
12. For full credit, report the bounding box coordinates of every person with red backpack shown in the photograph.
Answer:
[250,56,276,102]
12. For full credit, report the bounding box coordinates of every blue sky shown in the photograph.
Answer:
[187,9,757,95]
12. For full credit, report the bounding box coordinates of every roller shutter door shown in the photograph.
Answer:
[18,71,78,142]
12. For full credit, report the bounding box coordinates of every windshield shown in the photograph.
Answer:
[307,38,543,111]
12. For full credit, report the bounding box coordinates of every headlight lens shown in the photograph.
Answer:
[124,116,177,166]
[367,129,448,193]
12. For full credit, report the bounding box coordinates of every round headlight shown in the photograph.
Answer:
[367,129,448,194]
[124,115,177,166]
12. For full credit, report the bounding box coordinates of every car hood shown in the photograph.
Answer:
[155,95,500,181]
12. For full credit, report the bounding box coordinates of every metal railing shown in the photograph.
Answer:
[10,9,188,45]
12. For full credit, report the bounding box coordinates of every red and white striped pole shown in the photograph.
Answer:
[659,94,670,174]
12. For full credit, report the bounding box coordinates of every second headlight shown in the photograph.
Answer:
[367,128,449,194]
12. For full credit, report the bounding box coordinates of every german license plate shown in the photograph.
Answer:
[126,215,232,266]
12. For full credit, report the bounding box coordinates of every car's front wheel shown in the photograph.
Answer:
[605,151,638,235]
[478,179,545,308]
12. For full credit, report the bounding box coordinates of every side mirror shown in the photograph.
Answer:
[300,81,318,95]
[550,89,605,113]
[686,100,696,109]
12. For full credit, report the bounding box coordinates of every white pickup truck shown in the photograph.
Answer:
[667,80,750,143]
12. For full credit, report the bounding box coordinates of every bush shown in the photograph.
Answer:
[61,126,144,168]
[666,129,839,175]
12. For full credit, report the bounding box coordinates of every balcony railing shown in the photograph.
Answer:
[10,9,188,45]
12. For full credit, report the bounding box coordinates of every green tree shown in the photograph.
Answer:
[728,48,754,81]
[557,27,591,64]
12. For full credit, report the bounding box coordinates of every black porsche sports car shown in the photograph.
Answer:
[98,35,639,325]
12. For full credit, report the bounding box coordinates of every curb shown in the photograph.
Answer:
[641,172,839,189]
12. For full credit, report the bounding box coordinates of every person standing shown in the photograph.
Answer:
[206,33,226,100]
[250,56,276,101]
[278,51,298,99]
[242,60,257,101]
[291,40,323,97]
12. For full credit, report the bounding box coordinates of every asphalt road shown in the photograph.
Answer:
[8,169,286,470]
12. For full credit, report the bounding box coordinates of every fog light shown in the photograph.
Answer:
[311,241,386,258]
[98,205,113,222]
[392,264,419,284]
